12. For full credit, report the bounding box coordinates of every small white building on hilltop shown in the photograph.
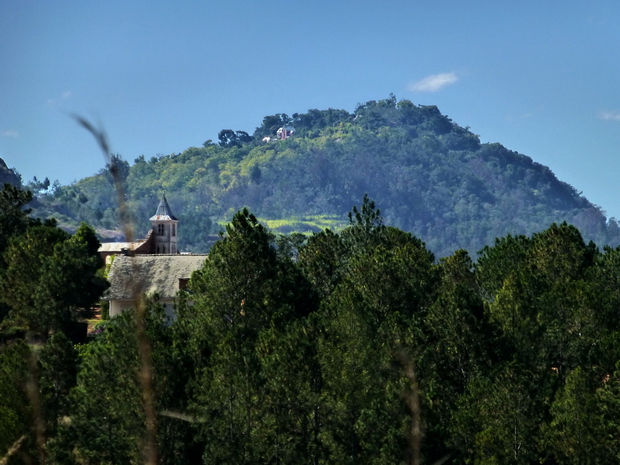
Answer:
[276,125,294,140]
[105,254,206,319]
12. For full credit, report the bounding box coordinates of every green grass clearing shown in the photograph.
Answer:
[217,214,348,235]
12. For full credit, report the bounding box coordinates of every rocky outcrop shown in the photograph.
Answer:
[0,158,21,187]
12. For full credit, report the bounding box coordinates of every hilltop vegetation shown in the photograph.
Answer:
[4,193,620,462]
[29,95,620,256]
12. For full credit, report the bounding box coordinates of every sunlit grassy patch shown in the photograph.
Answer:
[217,214,348,235]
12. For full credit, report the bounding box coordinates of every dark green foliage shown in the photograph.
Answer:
[55,312,146,464]
[317,237,435,463]
[181,208,320,463]
[546,366,601,463]
[457,363,548,463]
[0,184,35,263]
[422,250,491,461]
[8,194,620,462]
[291,108,350,136]
[298,228,347,300]
[0,341,35,463]
[218,129,253,148]
[48,302,179,465]
[0,184,39,331]
[0,224,70,336]
[476,233,531,300]
[38,332,78,435]
[0,222,107,339]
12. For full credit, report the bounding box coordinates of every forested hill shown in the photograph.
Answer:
[30,95,620,256]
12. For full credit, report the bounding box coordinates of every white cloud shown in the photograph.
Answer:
[47,90,72,106]
[408,72,458,93]
[598,110,620,122]
[505,106,545,122]
[506,113,533,122]
[1,130,19,138]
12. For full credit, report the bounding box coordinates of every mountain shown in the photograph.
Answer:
[0,158,22,188]
[29,96,620,257]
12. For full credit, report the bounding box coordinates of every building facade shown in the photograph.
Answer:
[150,194,179,255]
[98,194,180,259]
[102,194,207,319]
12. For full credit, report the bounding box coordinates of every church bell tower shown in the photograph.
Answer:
[149,194,179,254]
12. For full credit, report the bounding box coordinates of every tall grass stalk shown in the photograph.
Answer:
[74,116,158,465]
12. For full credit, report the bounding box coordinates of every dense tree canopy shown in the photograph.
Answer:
[0,222,107,339]
[6,196,620,463]
[6,109,620,463]
[0,184,110,463]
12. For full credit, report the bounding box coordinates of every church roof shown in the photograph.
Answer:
[149,194,178,221]
[105,254,206,300]
[98,241,144,253]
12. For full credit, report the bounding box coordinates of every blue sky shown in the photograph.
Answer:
[2,1,620,218]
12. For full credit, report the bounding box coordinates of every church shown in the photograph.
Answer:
[101,195,207,319]
[98,194,180,260]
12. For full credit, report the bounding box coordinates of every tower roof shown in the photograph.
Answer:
[149,195,178,221]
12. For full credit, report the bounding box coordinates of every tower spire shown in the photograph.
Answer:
[150,194,178,254]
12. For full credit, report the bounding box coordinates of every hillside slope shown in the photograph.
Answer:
[30,96,620,257]
[0,158,22,187]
